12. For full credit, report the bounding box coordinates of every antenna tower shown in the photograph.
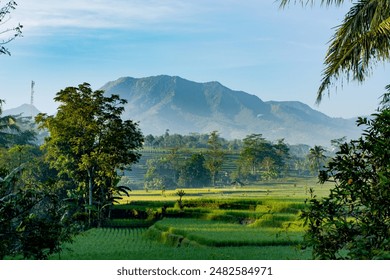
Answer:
[30,80,35,118]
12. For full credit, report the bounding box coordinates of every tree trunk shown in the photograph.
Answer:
[87,168,93,226]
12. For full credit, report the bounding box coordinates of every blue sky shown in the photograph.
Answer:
[1,0,388,118]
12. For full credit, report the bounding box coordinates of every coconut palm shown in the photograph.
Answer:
[0,100,20,147]
[308,145,327,175]
[279,0,390,103]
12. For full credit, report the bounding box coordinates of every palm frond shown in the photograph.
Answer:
[317,0,390,102]
[278,0,349,9]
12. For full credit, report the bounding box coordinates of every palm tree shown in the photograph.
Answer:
[0,100,20,147]
[279,0,390,103]
[308,145,327,175]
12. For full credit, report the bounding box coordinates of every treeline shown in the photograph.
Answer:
[139,131,331,191]
[144,130,242,150]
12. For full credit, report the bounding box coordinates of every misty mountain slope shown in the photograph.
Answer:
[101,75,361,146]
[3,104,40,118]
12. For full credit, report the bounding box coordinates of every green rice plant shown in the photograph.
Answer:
[250,213,298,228]
[49,227,311,260]
[148,218,303,247]
[256,200,306,214]
[104,219,155,228]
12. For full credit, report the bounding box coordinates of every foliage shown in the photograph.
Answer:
[144,131,242,151]
[237,134,290,181]
[176,189,185,210]
[0,166,77,259]
[0,101,76,259]
[301,92,390,259]
[36,83,144,226]
[204,131,225,186]
[144,148,181,191]
[178,153,211,188]
[0,1,22,55]
[279,0,390,102]
[307,145,327,175]
[0,100,37,149]
[0,100,19,147]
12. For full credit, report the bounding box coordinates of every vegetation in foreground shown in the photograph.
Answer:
[46,179,325,260]
[49,227,311,260]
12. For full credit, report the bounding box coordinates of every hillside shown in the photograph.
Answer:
[101,75,360,146]
[3,103,40,118]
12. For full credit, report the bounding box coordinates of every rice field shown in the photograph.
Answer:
[50,227,311,260]
[147,218,303,247]
[49,177,331,260]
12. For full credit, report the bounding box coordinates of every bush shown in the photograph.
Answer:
[301,93,390,259]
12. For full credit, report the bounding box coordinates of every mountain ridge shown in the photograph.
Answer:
[3,103,40,118]
[101,75,361,146]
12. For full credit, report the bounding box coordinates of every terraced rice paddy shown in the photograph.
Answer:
[50,227,311,260]
[50,177,331,260]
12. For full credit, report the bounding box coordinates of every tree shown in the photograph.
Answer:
[178,153,211,188]
[330,136,347,152]
[0,100,19,147]
[301,89,390,259]
[204,131,225,186]
[36,83,144,226]
[237,134,289,181]
[238,134,269,180]
[261,157,277,180]
[0,1,22,55]
[0,100,37,148]
[0,102,74,259]
[279,0,390,102]
[307,145,326,175]
[0,166,76,259]
[272,138,290,176]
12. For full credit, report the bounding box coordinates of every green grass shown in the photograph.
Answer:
[50,227,311,260]
[148,218,303,247]
[118,177,332,203]
[49,177,329,260]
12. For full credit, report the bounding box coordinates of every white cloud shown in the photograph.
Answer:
[14,0,198,31]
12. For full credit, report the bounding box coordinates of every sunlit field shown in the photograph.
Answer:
[49,177,331,260]
[120,177,332,203]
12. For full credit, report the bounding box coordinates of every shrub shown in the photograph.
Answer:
[301,94,390,259]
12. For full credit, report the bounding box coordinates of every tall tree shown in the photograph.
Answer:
[308,145,327,175]
[279,0,390,102]
[0,100,19,147]
[272,138,290,176]
[0,1,22,55]
[204,131,225,186]
[178,153,211,188]
[144,149,181,191]
[0,102,74,259]
[36,83,144,226]
[238,134,274,180]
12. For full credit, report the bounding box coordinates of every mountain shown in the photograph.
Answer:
[101,75,361,146]
[3,104,40,118]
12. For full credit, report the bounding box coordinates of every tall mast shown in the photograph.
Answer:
[30,80,35,119]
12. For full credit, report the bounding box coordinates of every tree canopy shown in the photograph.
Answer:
[36,83,144,226]
[302,89,390,259]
